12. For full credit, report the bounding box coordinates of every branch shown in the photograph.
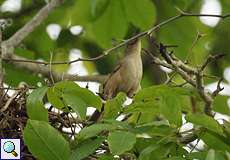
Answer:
[200,54,225,71]
[146,41,224,116]
[211,78,224,98]
[2,0,63,50]
[2,11,230,65]
[5,54,107,83]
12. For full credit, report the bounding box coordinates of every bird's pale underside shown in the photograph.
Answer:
[102,38,143,100]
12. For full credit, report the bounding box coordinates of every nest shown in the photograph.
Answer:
[0,88,80,160]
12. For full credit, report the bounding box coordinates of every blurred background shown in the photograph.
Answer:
[0,0,230,100]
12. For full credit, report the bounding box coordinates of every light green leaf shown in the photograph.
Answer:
[47,87,65,109]
[63,93,87,119]
[78,123,116,140]
[90,0,109,20]
[103,92,126,119]
[23,120,70,160]
[160,95,182,126]
[122,0,156,30]
[213,95,230,116]
[205,149,215,160]
[54,81,102,110]
[185,113,223,135]
[108,131,136,155]
[70,137,104,160]
[26,87,48,122]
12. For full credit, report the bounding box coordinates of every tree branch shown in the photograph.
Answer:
[2,0,64,52]
[147,42,224,116]
[6,54,107,83]
[2,11,230,65]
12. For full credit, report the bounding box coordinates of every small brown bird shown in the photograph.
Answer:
[90,38,143,122]
[102,38,143,99]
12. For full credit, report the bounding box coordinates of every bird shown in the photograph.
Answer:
[90,38,143,122]
[102,38,143,100]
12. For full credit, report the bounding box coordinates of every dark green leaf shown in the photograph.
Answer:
[26,87,48,122]
[108,131,136,155]
[23,120,70,160]
[70,137,104,160]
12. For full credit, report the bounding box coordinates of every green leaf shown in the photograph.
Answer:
[78,123,116,140]
[23,120,70,160]
[160,95,182,126]
[92,0,128,48]
[63,93,87,119]
[134,85,195,102]
[199,132,230,152]
[54,81,102,110]
[213,95,230,116]
[185,113,223,135]
[103,92,126,119]
[205,149,215,160]
[124,101,160,114]
[138,144,160,160]
[4,62,43,87]
[164,157,185,160]
[90,0,109,20]
[108,131,136,155]
[70,137,104,160]
[47,87,65,109]
[188,151,207,160]
[26,87,48,122]
[122,0,156,30]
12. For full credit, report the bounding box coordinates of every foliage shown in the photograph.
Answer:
[22,81,230,159]
[1,0,230,159]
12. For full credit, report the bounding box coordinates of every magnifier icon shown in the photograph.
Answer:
[3,141,18,157]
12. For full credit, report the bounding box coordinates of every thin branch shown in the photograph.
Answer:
[2,11,230,66]
[212,78,224,98]
[200,54,225,71]
[2,0,64,50]
[4,54,107,83]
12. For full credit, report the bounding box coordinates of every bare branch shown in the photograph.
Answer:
[212,78,224,98]
[200,54,225,71]
[2,0,64,50]
[5,54,107,83]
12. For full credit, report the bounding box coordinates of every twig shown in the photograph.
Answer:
[2,11,230,65]
[200,54,225,71]
[6,54,107,83]
[211,78,224,98]
[147,42,223,117]
[49,51,55,84]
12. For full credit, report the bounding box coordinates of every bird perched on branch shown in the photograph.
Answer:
[102,38,143,99]
[90,38,143,121]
